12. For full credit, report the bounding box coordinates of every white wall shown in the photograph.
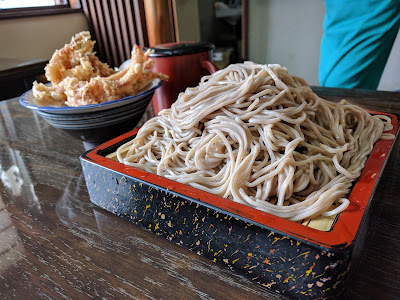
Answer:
[248,0,325,86]
[0,12,89,60]
[378,28,400,91]
[175,0,201,42]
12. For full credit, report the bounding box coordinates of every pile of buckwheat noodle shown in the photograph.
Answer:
[116,62,393,221]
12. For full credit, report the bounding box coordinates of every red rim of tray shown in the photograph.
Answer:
[81,110,399,251]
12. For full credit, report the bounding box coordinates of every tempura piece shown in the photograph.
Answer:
[46,31,115,84]
[32,31,167,107]
[32,81,67,106]
[64,45,167,106]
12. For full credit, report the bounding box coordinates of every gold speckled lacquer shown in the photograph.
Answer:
[80,111,399,299]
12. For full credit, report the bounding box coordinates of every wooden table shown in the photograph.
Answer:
[0,88,399,299]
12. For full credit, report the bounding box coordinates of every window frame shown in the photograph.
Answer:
[0,4,80,20]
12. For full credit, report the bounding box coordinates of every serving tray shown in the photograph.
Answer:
[80,111,399,299]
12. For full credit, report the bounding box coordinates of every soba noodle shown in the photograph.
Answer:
[116,62,393,221]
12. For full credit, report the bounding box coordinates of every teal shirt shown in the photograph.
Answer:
[319,0,400,89]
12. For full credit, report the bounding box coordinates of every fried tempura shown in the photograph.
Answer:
[45,31,115,84]
[63,45,167,106]
[32,31,167,107]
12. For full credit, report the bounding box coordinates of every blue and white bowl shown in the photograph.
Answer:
[20,79,162,146]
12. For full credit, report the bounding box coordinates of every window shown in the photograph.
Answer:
[0,0,68,10]
[0,0,80,19]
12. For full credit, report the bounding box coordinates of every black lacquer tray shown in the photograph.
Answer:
[80,111,399,299]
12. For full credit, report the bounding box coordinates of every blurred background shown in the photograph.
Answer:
[1,0,399,100]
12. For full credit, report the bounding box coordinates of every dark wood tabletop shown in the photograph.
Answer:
[0,88,400,299]
[0,58,48,100]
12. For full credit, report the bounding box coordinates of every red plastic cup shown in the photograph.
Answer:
[148,42,219,115]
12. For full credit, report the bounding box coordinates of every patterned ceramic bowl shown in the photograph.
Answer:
[20,79,162,147]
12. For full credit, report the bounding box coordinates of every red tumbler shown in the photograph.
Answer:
[148,42,219,115]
